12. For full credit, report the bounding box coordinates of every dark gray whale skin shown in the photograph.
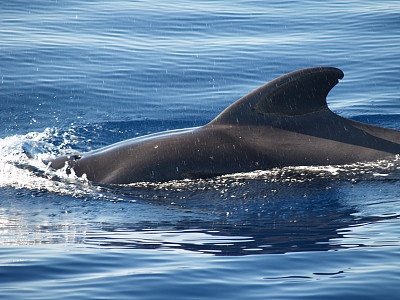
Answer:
[50,67,400,184]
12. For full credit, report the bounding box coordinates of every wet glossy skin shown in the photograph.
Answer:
[51,67,400,184]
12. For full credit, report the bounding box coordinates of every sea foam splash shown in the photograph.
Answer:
[0,128,112,199]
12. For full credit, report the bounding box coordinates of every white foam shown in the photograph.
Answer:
[0,128,110,199]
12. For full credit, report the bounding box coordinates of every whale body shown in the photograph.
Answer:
[50,67,400,184]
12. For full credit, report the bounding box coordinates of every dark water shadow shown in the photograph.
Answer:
[82,175,400,256]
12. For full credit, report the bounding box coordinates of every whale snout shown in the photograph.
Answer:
[50,154,81,170]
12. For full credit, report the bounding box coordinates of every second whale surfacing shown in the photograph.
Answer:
[50,67,400,184]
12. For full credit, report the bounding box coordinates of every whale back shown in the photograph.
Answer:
[50,67,400,184]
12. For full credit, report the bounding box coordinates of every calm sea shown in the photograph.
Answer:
[1,1,400,299]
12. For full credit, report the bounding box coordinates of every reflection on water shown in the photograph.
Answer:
[2,174,399,256]
[89,177,400,255]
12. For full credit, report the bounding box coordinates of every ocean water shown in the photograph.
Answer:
[1,1,400,299]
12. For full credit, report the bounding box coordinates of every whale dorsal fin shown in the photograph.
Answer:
[253,67,344,116]
[209,67,344,125]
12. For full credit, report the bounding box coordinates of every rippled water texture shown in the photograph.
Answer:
[1,1,400,299]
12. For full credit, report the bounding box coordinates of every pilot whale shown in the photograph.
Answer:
[50,67,400,184]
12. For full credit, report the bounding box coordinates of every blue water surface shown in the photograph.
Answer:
[1,1,400,299]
